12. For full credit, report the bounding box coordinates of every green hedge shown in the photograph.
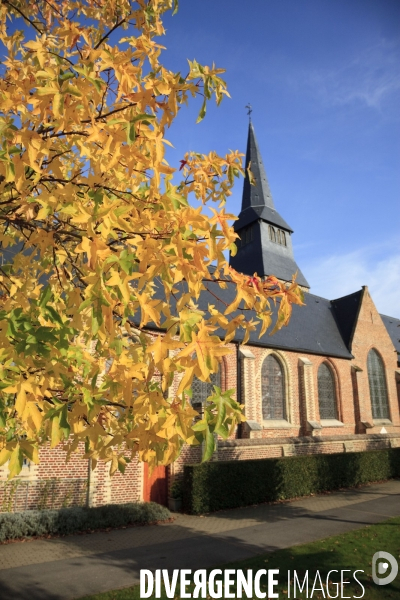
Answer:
[182,448,400,514]
[0,501,170,542]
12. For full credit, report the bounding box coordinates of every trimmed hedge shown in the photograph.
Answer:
[0,501,170,542]
[182,448,400,514]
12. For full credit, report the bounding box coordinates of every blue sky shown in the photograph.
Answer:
[158,0,400,317]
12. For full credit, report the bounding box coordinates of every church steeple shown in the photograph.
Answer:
[229,122,310,289]
[242,122,275,211]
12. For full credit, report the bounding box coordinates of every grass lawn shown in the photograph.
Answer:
[78,516,400,599]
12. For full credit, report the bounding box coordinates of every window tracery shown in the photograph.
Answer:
[367,349,389,419]
[268,225,276,243]
[261,355,286,420]
[191,370,222,415]
[269,225,287,246]
[317,362,338,420]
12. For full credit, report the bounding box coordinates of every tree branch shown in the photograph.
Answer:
[94,17,127,50]
[81,102,137,124]
[1,0,44,33]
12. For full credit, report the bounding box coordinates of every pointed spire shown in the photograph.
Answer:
[241,122,275,211]
[230,121,310,289]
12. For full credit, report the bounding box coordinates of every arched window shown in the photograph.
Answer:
[245,225,253,244]
[279,230,286,246]
[261,355,286,420]
[367,349,389,419]
[238,226,253,247]
[317,363,338,420]
[192,370,221,415]
[268,225,276,243]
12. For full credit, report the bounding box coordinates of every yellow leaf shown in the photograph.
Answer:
[0,0,301,476]
[26,402,44,433]
[0,448,12,467]
[15,384,27,415]
[50,416,62,448]
[53,93,64,118]
[8,445,23,479]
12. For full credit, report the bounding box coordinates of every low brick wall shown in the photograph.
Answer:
[217,432,400,461]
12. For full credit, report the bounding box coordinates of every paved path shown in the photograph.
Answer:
[0,480,399,599]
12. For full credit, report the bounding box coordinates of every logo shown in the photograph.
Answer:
[372,551,398,586]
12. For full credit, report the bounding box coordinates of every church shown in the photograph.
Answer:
[169,121,400,497]
[1,124,399,512]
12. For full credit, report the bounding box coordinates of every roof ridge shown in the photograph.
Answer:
[331,289,363,303]
[379,313,400,321]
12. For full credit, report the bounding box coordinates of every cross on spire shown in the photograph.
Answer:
[245,103,252,122]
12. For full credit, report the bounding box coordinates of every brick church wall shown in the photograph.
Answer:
[349,287,400,434]
[1,288,399,513]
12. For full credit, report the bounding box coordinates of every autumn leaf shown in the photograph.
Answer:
[0,0,301,477]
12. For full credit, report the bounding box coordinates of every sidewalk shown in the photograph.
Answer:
[0,480,399,599]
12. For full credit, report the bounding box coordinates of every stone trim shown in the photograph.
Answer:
[240,346,257,422]
[245,420,262,431]
[352,364,373,427]
[307,420,322,431]
[258,349,294,425]
[373,419,392,426]
[321,419,344,428]
[103,466,112,506]
[239,347,255,360]
[263,420,298,429]
[218,432,400,448]
[0,461,39,483]
[282,444,296,456]
[87,459,98,507]
[299,356,317,431]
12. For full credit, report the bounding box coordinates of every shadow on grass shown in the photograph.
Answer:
[75,518,400,600]
[0,483,399,600]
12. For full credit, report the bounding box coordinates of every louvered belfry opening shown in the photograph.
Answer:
[191,370,221,415]
[261,355,286,420]
[367,349,390,419]
[317,362,338,420]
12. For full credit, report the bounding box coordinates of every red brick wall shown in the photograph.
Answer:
[110,457,142,504]
[350,287,400,432]
[2,287,399,513]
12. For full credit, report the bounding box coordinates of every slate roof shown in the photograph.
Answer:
[152,277,353,359]
[1,244,398,360]
[230,236,310,289]
[150,269,400,359]
[239,123,293,232]
[234,205,293,233]
[380,314,400,355]
[241,122,276,213]
[330,290,363,351]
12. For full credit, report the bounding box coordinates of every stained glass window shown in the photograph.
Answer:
[191,370,221,415]
[318,363,338,420]
[261,355,286,420]
[367,349,389,419]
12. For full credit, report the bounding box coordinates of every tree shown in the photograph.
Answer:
[0,0,303,478]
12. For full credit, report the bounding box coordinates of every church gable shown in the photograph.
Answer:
[351,287,397,360]
[349,287,399,432]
